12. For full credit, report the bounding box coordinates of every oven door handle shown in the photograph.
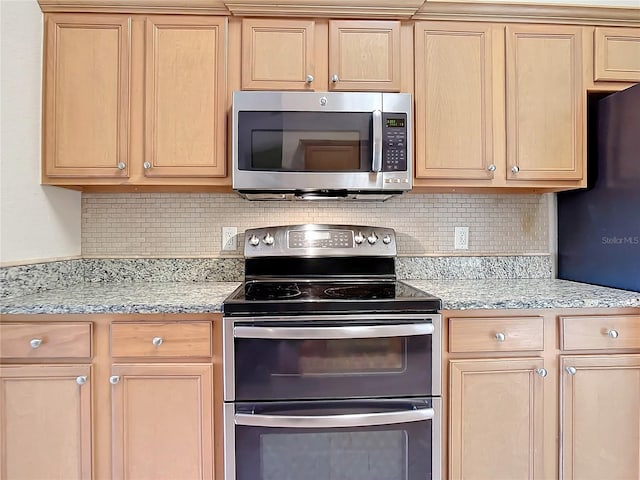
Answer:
[235,407,434,428]
[234,323,434,339]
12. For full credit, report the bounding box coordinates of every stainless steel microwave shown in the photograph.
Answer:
[232,91,412,201]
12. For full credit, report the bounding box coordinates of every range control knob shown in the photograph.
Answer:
[263,233,275,246]
[382,234,392,245]
[248,235,260,246]
[354,232,365,244]
[367,232,378,245]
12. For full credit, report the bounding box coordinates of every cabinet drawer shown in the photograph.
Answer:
[594,27,640,82]
[449,316,544,353]
[111,322,212,358]
[561,315,640,351]
[0,323,92,359]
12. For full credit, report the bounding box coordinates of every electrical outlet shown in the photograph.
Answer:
[222,227,238,251]
[454,226,469,250]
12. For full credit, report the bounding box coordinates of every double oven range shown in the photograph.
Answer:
[223,224,442,480]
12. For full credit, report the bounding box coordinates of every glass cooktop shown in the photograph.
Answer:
[223,280,441,316]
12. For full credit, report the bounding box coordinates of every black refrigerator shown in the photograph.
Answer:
[557,83,640,292]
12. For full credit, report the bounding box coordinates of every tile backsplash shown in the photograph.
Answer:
[82,193,550,257]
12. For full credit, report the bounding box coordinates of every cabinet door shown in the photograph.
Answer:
[449,358,545,480]
[0,365,92,480]
[594,27,640,82]
[144,16,226,178]
[506,25,584,182]
[414,23,500,181]
[241,18,316,90]
[561,355,640,480]
[43,14,131,178]
[329,20,400,92]
[111,363,213,480]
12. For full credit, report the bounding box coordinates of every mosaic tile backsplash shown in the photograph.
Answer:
[82,193,550,257]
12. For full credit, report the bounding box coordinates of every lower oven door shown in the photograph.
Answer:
[224,397,441,480]
[224,315,441,401]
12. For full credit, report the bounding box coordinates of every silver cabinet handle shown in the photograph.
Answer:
[487,164,496,172]
[606,329,619,338]
[235,408,434,429]
[109,375,120,385]
[511,165,520,174]
[331,74,339,83]
[152,336,163,347]
[117,162,126,170]
[535,368,547,378]
[371,109,383,172]
[235,323,434,340]
[305,74,314,84]
[76,375,88,385]
[143,161,151,170]
[495,332,506,342]
[29,338,42,349]
[566,366,577,376]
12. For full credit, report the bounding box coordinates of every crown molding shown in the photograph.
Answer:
[38,0,231,15]
[223,0,423,18]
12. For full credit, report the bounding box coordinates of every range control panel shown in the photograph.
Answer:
[244,224,397,258]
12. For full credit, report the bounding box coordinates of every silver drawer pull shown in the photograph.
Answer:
[152,336,164,347]
[109,375,120,385]
[234,323,434,340]
[606,329,619,339]
[535,368,547,378]
[495,332,506,342]
[566,366,577,376]
[29,338,43,349]
[76,375,88,385]
[235,408,434,429]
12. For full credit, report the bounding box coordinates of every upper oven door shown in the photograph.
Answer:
[232,91,412,192]
[224,315,441,402]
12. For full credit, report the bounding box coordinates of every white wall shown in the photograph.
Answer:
[0,0,81,266]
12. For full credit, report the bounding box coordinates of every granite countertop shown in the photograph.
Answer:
[1,279,639,315]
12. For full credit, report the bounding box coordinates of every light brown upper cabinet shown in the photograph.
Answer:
[42,14,228,188]
[241,18,401,92]
[594,27,640,83]
[414,22,585,191]
[43,14,131,180]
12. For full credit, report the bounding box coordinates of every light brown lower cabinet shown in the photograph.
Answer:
[560,354,640,480]
[0,364,92,480]
[449,358,546,480]
[110,363,214,480]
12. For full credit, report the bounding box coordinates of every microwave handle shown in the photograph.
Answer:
[234,322,434,340]
[372,109,383,172]
[235,407,434,429]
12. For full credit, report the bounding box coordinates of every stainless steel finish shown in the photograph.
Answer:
[223,314,442,402]
[487,163,497,172]
[231,91,413,197]
[243,224,397,258]
[235,407,434,428]
[117,162,126,170]
[234,323,435,340]
[511,165,520,174]
[29,338,42,349]
[566,366,577,376]
[372,109,383,172]
[76,375,88,385]
[495,332,506,342]
[606,329,619,338]
[331,74,339,83]
[152,336,163,347]
[143,161,151,169]
[109,375,121,384]
[223,398,443,480]
[305,74,314,83]
[536,368,548,378]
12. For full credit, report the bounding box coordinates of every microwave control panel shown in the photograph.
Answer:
[382,113,407,172]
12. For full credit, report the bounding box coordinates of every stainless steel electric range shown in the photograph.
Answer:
[222,224,442,480]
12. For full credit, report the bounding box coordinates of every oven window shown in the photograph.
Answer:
[260,431,407,480]
[237,111,372,172]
